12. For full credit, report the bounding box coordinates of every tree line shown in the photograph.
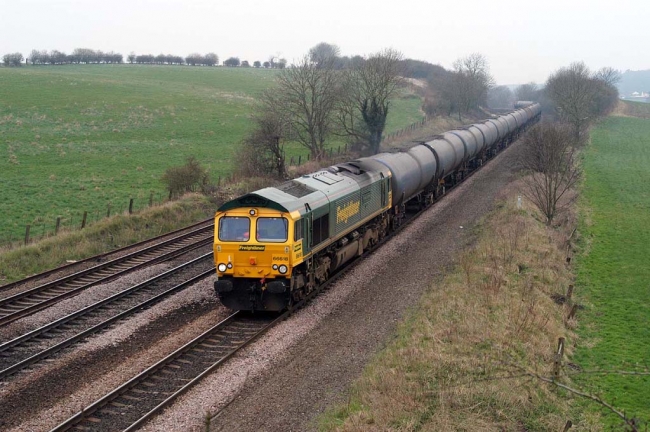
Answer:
[29,48,123,65]
[1,48,290,69]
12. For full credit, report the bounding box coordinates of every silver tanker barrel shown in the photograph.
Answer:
[370,152,423,207]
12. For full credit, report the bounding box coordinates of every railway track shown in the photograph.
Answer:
[0,218,213,294]
[50,312,278,432]
[0,224,214,328]
[0,253,215,381]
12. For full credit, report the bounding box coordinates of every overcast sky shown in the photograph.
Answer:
[1,0,647,85]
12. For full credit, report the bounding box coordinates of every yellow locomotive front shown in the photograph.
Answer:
[214,206,301,311]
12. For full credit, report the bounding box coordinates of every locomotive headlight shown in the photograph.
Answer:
[272,264,278,270]
[217,263,227,272]
[278,264,288,274]
[227,263,233,269]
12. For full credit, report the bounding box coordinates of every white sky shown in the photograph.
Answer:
[1,0,647,85]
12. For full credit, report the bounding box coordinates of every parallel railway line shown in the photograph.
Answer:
[0,253,215,382]
[0,218,213,294]
[0,223,214,328]
[50,312,278,432]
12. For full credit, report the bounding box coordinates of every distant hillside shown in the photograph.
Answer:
[618,69,650,100]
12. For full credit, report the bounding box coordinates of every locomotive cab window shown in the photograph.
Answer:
[256,217,288,242]
[219,217,250,242]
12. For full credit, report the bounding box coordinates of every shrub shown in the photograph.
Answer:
[161,156,211,197]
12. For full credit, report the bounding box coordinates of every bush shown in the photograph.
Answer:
[161,157,211,197]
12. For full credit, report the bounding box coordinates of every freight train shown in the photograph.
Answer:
[213,103,542,311]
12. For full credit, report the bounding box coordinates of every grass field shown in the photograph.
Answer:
[573,116,650,425]
[0,65,423,243]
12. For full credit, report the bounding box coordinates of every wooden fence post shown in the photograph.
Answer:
[106,204,111,218]
[298,155,302,165]
[553,337,565,378]
[149,192,154,207]
[567,304,578,321]
[129,199,134,214]
[562,420,572,432]
[81,211,88,229]
[55,217,61,235]
[24,225,31,245]
[566,284,574,302]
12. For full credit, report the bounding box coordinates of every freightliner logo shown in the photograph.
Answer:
[239,245,266,251]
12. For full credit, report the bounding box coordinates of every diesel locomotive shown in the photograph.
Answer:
[213,104,542,311]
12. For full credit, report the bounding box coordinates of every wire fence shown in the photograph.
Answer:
[0,192,169,250]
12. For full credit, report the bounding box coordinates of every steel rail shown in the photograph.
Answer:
[0,218,213,293]
[49,312,279,432]
[0,227,213,327]
[0,254,214,381]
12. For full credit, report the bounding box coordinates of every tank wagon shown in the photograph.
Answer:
[213,104,541,311]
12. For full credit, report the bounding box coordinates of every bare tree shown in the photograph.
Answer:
[594,67,621,87]
[204,53,219,66]
[336,48,403,154]
[2,53,24,67]
[236,93,290,179]
[515,82,539,101]
[487,85,515,109]
[308,42,340,68]
[452,53,495,112]
[224,57,240,67]
[518,122,581,225]
[273,55,340,159]
[545,62,597,141]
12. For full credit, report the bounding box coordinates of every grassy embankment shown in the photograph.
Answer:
[318,193,585,431]
[0,65,423,282]
[572,113,650,426]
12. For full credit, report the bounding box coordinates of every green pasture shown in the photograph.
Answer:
[0,65,422,243]
[573,116,650,425]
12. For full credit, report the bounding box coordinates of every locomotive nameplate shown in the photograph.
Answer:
[239,245,265,251]
[336,200,360,224]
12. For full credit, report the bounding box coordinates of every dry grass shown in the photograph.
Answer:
[319,194,600,431]
[0,194,214,284]
[611,100,650,119]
